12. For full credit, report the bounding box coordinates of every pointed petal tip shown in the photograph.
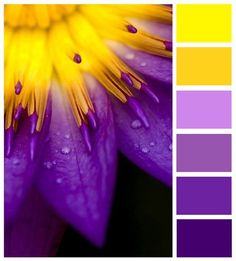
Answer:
[73,53,82,64]
[80,123,92,152]
[15,81,23,95]
[127,24,138,33]
[87,109,97,130]
[127,96,150,128]
[121,72,133,87]
[141,83,160,104]
[14,105,24,120]
[29,113,38,134]
[164,41,172,51]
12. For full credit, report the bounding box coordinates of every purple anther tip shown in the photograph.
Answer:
[127,97,150,128]
[15,81,22,95]
[87,110,97,129]
[141,83,160,104]
[121,72,133,87]
[80,123,92,152]
[73,53,82,64]
[127,24,137,34]
[164,41,172,51]
[5,126,14,157]
[14,105,24,120]
[30,113,38,134]
[30,133,38,161]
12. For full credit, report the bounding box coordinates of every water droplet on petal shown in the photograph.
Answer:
[125,53,135,60]
[43,161,53,169]
[56,178,63,184]
[141,147,150,153]
[64,134,70,139]
[131,119,142,129]
[13,158,20,165]
[169,144,172,151]
[150,142,155,147]
[61,146,71,155]
[52,160,57,165]
[140,62,147,67]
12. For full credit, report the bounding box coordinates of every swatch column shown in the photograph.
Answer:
[176,4,232,258]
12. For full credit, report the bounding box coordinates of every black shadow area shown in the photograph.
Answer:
[57,153,172,257]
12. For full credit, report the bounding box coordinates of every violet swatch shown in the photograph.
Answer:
[177,219,232,257]
[177,91,231,128]
[177,134,231,172]
[177,177,231,214]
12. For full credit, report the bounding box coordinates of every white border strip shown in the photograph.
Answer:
[175,1,234,260]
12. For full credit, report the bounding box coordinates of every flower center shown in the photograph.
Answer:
[4,5,77,29]
[4,4,172,156]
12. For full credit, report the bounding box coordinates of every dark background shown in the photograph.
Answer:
[57,153,172,257]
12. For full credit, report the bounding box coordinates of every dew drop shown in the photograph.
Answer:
[61,146,71,155]
[150,142,155,147]
[141,147,150,153]
[131,119,142,129]
[52,160,57,165]
[43,161,53,169]
[56,178,63,184]
[169,143,172,151]
[64,134,70,139]
[140,62,147,67]
[13,158,20,165]
[125,53,135,60]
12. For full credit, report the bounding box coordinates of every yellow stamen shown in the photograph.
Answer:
[4,4,172,132]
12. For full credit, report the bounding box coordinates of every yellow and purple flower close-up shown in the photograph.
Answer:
[4,4,172,257]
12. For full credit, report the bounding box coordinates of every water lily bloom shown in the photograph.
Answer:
[4,4,172,256]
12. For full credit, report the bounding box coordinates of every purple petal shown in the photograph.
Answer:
[5,188,65,257]
[129,19,172,40]
[112,80,172,186]
[110,43,172,84]
[4,97,52,224]
[37,82,117,247]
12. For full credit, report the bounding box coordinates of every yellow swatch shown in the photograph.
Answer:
[177,4,232,42]
[177,48,232,85]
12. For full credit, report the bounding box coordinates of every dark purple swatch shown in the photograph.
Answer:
[177,219,232,257]
[177,134,231,172]
[177,177,231,214]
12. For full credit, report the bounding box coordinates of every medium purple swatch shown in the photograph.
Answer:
[177,219,232,257]
[177,177,231,214]
[177,134,231,172]
[177,91,231,128]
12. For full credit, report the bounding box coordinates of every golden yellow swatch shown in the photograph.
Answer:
[177,4,232,42]
[177,48,232,85]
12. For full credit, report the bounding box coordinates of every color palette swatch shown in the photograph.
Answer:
[175,3,232,258]
[177,91,231,128]
[177,134,231,172]
[177,220,232,257]
[177,177,231,214]
[176,47,232,85]
[176,4,232,42]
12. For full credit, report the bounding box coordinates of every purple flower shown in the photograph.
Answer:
[4,4,172,256]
